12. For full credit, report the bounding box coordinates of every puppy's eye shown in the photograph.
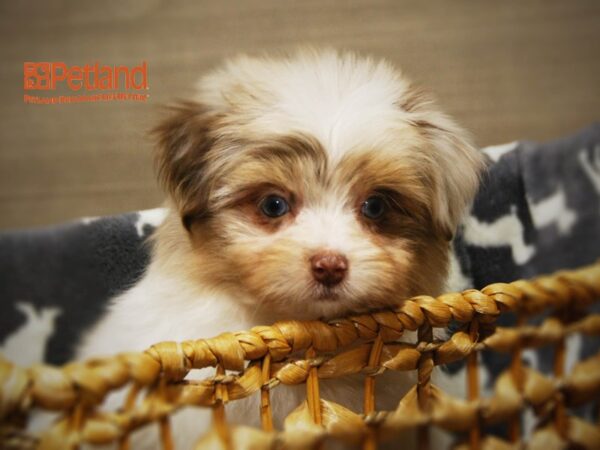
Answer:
[361,195,386,219]
[259,195,290,218]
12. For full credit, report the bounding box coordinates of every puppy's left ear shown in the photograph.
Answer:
[153,101,220,230]
[401,89,487,240]
[423,118,486,240]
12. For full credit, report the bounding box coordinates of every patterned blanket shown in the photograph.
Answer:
[1,124,599,378]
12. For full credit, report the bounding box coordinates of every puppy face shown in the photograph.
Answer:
[154,50,485,320]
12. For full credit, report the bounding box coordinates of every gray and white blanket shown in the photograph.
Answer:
[1,124,599,381]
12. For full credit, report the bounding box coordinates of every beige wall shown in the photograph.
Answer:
[1,0,599,230]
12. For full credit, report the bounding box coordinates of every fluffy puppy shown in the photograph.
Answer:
[79,49,485,448]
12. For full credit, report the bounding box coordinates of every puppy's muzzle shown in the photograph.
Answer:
[310,251,348,287]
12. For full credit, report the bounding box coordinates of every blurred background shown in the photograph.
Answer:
[0,0,598,230]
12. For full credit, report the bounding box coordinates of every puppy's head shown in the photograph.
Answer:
[154,50,485,320]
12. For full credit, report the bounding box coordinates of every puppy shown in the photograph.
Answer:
[79,49,485,448]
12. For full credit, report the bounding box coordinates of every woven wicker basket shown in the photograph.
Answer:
[1,262,599,450]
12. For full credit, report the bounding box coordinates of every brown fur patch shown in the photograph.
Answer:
[225,183,298,233]
[153,102,328,232]
[334,149,440,238]
[396,85,432,113]
[210,133,327,209]
[152,101,223,229]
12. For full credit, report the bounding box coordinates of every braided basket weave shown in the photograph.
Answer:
[1,262,600,450]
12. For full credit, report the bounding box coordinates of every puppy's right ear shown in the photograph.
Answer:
[153,101,218,230]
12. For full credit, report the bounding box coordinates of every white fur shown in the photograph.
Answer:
[445,251,473,292]
[198,51,411,163]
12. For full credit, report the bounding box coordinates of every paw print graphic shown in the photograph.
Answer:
[23,62,51,90]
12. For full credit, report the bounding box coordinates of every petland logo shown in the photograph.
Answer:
[23,61,149,104]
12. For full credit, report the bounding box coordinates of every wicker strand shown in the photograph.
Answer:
[417,323,433,450]
[466,319,481,450]
[158,378,174,450]
[507,313,525,443]
[305,347,322,427]
[212,365,231,450]
[363,333,384,450]
[260,354,274,432]
[68,403,84,450]
[118,383,140,450]
[553,310,568,440]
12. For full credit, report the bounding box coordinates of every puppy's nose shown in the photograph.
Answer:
[310,251,348,286]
